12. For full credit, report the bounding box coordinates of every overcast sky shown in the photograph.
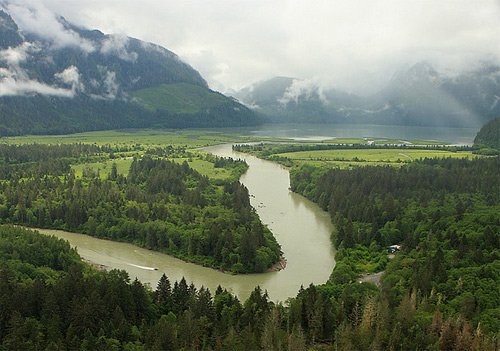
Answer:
[5,0,500,94]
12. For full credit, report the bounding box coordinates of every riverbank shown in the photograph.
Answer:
[267,255,287,272]
[82,258,109,271]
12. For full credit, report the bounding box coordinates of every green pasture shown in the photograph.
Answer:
[282,159,402,169]
[276,148,476,166]
[71,156,236,181]
[1,129,449,149]
[71,158,134,179]
[1,129,253,148]
[172,158,236,180]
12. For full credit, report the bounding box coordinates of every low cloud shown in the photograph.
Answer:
[0,67,73,97]
[0,42,38,66]
[3,0,499,95]
[101,34,138,62]
[279,78,328,106]
[0,42,75,97]
[3,0,95,53]
[101,68,119,99]
[54,65,84,93]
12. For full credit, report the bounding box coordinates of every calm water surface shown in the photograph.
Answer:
[229,123,479,145]
[40,143,336,302]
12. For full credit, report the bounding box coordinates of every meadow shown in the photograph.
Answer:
[276,148,476,167]
[0,129,255,148]
[2,128,467,173]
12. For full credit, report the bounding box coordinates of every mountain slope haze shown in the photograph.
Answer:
[0,8,259,135]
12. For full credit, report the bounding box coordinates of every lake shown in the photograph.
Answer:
[229,123,479,145]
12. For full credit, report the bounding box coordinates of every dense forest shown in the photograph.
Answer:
[290,156,499,349]
[1,154,499,350]
[0,225,284,350]
[0,94,261,136]
[0,144,280,273]
[0,142,498,349]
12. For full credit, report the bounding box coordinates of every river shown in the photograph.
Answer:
[39,143,335,302]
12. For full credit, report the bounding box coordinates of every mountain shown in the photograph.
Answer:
[233,76,334,122]
[474,117,500,150]
[0,9,259,135]
[235,61,500,127]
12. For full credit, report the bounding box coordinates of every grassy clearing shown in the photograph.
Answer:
[71,156,237,181]
[4,129,255,182]
[1,129,449,149]
[280,159,403,169]
[277,148,476,165]
[3,128,463,173]
[172,158,236,180]
[72,158,133,179]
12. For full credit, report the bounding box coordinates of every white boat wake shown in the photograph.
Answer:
[127,263,158,271]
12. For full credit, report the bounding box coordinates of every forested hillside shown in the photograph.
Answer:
[474,117,500,150]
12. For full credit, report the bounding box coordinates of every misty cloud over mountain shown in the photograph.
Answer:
[0,0,498,134]
[234,62,500,127]
[0,4,206,99]
[0,6,258,135]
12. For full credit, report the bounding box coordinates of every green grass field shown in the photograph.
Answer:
[273,148,476,168]
[1,129,449,148]
[3,129,256,181]
[71,158,134,179]
[172,158,237,180]
[1,129,254,148]
[71,156,237,180]
[3,128,467,173]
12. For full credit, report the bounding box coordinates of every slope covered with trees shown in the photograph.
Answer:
[474,117,500,150]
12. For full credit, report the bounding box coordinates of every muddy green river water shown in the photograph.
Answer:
[38,143,336,302]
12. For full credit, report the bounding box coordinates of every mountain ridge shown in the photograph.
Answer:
[0,8,259,135]
[235,61,500,127]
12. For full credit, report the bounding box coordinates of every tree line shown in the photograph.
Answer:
[233,142,473,158]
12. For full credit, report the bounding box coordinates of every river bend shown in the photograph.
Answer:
[40,143,335,302]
